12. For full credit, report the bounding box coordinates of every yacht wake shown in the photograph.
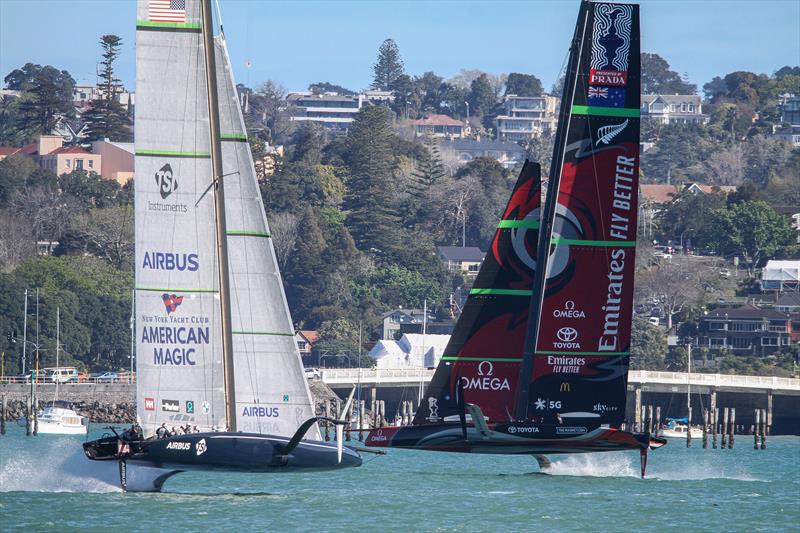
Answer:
[0,436,119,492]
[545,452,638,478]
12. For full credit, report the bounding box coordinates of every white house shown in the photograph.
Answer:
[368,333,450,369]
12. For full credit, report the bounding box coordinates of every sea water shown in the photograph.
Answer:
[1,426,798,532]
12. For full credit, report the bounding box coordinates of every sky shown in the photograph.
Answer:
[0,0,798,94]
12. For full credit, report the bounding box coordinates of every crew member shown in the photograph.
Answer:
[156,422,168,438]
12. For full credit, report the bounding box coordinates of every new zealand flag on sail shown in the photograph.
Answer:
[588,86,626,108]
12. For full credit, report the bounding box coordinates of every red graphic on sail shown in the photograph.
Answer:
[413,161,541,424]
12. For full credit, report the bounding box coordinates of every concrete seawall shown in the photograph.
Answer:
[0,383,135,423]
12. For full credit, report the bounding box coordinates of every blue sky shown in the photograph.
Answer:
[1,0,798,94]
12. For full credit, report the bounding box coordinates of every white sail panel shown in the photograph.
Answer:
[135,0,226,436]
[214,38,320,438]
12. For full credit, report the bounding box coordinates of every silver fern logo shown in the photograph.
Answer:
[596,119,628,145]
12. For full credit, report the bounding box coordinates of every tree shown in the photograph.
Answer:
[468,74,496,117]
[82,35,132,142]
[371,39,405,91]
[16,65,76,138]
[703,200,793,269]
[246,80,292,142]
[640,53,696,94]
[656,188,727,252]
[66,206,134,269]
[629,316,667,370]
[635,256,731,331]
[504,72,543,97]
[389,74,422,119]
[269,211,300,271]
[343,106,400,254]
[308,82,355,96]
[416,72,445,113]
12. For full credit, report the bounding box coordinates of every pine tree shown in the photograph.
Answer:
[371,39,405,91]
[83,35,132,142]
[410,136,445,192]
[343,106,400,254]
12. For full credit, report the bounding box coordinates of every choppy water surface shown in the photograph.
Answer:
[1,426,798,532]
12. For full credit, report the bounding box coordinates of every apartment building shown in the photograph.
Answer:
[495,94,558,142]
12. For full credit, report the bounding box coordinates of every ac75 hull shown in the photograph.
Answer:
[365,422,666,455]
[84,431,362,472]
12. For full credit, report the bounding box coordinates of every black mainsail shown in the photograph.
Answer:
[366,0,665,475]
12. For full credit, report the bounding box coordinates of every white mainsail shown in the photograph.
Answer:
[134,0,318,439]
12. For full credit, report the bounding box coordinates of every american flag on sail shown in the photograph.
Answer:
[149,0,186,22]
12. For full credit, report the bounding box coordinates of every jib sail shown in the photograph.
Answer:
[518,0,641,427]
[413,161,541,424]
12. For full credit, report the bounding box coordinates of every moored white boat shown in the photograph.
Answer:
[20,400,90,435]
[659,420,703,439]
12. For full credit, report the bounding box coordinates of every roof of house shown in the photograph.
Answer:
[410,114,465,127]
[47,146,91,155]
[296,330,319,344]
[439,138,525,154]
[0,147,20,156]
[18,143,38,155]
[438,246,485,262]
[704,304,792,320]
[642,94,702,105]
[775,292,800,308]
[639,183,736,204]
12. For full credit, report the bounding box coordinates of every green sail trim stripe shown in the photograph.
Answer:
[232,331,295,337]
[535,350,630,357]
[498,219,540,229]
[136,20,202,31]
[226,230,271,238]
[550,238,636,247]
[136,287,219,293]
[571,105,640,118]
[442,356,523,362]
[221,134,248,142]
[136,150,211,158]
[470,288,533,296]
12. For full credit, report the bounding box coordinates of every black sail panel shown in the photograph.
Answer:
[413,161,541,425]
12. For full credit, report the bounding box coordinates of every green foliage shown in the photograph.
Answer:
[701,200,793,267]
[343,106,401,254]
[82,35,132,142]
[389,74,422,119]
[504,72,544,97]
[371,39,405,91]
[308,82,355,96]
[630,316,667,370]
[641,52,696,94]
[468,74,496,118]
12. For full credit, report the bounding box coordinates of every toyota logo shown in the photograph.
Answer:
[507,426,517,434]
[478,360,494,376]
[557,327,578,342]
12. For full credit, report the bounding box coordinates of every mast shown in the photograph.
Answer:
[55,307,59,402]
[201,0,237,432]
[22,289,27,375]
[515,0,591,421]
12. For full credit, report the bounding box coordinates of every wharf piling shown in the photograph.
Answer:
[729,408,735,448]
[0,395,5,436]
[760,408,767,449]
[754,409,760,449]
[702,409,709,448]
[721,408,729,448]
[358,400,365,441]
[25,396,31,436]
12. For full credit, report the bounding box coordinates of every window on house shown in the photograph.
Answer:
[297,341,307,351]
[731,337,751,349]
[468,263,480,272]
[88,160,93,169]
[708,322,727,331]
[76,159,84,170]
[688,104,695,112]
[761,337,778,346]
[730,321,761,332]
[709,338,726,348]
[65,159,71,168]
[681,103,687,112]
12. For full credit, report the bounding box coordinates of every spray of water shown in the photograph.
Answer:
[546,452,638,478]
[0,437,120,492]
